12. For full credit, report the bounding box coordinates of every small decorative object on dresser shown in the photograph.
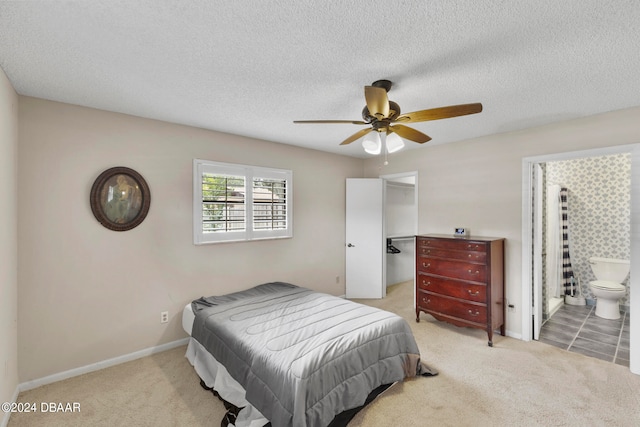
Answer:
[415,234,505,346]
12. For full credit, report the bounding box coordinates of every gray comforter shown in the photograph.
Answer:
[192,282,429,427]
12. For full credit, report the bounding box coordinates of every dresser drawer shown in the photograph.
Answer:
[417,237,487,253]
[417,258,487,282]
[416,272,487,303]
[417,291,487,324]
[416,245,487,263]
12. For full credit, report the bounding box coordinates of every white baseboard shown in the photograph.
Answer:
[19,337,190,393]
[1,385,20,427]
[505,330,522,340]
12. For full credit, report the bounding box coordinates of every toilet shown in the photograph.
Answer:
[588,257,629,320]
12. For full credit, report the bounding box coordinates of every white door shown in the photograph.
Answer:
[532,164,544,339]
[345,178,385,298]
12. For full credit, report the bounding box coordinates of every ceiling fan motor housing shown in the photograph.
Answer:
[362,101,401,124]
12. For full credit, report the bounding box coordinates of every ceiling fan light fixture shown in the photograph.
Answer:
[362,132,381,155]
[385,132,405,153]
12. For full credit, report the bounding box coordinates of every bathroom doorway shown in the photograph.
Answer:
[536,154,631,366]
[522,144,640,374]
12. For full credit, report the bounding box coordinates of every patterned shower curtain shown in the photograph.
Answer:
[559,187,575,295]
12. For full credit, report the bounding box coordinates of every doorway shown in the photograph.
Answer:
[344,172,418,299]
[521,144,640,374]
[382,172,418,290]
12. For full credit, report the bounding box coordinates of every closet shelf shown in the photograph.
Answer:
[386,235,415,241]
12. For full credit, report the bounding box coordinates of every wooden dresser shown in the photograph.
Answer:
[415,234,505,346]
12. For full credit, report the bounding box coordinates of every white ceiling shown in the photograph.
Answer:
[1,0,639,158]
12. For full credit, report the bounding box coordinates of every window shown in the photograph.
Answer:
[193,159,292,244]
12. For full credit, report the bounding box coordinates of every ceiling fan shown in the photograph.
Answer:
[294,80,482,152]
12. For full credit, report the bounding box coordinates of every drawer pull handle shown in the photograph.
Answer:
[423,298,431,304]
[468,269,480,274]
[422,280,431,286]
[467,290,480,296]
[423,263,430,268]
[468,310,480,317]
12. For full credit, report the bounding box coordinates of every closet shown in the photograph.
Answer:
[345,173,417,298]
[385,176,416,288]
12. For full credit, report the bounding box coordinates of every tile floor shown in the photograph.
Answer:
[538,303,630,367]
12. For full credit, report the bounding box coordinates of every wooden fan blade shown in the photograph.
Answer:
[294,119,368,124]
[340,128,374,145]
[389,124,432,144]
[364,86,389,119]
[396,103,483,123]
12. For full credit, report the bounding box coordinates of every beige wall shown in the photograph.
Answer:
[364,106,640,339]
[0,67,19,408]
[17,97,363,380]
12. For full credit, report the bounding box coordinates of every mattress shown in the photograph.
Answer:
[184,302,269,427]
[187,282,432,427]
[182,302,195,336]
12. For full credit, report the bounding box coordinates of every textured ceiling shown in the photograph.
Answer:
[1,0,639,158]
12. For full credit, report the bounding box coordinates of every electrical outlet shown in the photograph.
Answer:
[160,311,169,323]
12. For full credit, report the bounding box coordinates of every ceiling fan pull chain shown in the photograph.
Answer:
[382,132,389,166]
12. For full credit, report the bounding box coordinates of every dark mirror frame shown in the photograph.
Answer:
[90,166,151,231]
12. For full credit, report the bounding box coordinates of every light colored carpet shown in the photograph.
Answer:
[9,281,640,426]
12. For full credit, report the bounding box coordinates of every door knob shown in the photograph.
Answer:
[347,243,355,247]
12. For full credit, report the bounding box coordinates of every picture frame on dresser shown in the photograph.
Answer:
[415,234,505,346]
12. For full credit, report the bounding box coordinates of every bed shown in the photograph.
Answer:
[183,282,435,427]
